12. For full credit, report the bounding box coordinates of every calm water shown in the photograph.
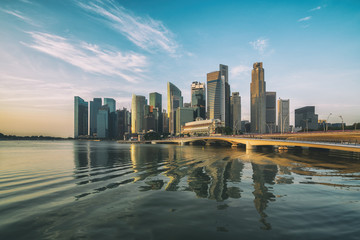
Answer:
[0,141,360,239]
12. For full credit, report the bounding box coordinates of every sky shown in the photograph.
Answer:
[0,0,359,137]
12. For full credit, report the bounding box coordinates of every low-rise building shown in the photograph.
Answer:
[182,119,224,136]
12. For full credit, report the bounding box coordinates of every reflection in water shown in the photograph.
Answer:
[2,141,360,239]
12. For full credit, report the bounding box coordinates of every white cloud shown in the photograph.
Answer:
[249,38,269,54]
[24,32,148,83]
[309,6,321,12]
[1,9,38,26]
[230,65,251,78]
[78,0,179,56]
[298,16,312,22]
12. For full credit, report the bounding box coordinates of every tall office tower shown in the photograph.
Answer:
[265,92,276,133]
[131,94,147,134]
[104,98,116,113]
[207,64,230,126]
[191,81,206,119]
[149,92,162,133]
[97,105,109,138]
[90,98,102,136]
[167,82,183,135]
[176,107,195,135]
[250,62,266,133]
[117,107,130,140]
[278,99,290,133]
[295,106,318,131]
[74,96,88,138]
[230,92,241,134]
[162,110,169,133]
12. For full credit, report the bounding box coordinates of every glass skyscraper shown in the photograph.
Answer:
[167,82,183,135]
[230,92,241,133]
[74,96,88,138]
[250,62,266,133]
[265,92,276,133]
[131,94,147,134]
[191,81,206,119]
[97,105,110,138]
[206,64,230,126]
[104,98,116,113]
[149,92,163,133]
[278,99,290,133]
[90,98,102,136]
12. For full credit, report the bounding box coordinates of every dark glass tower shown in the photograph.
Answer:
[90,98,102,136]
[74,96,88,138]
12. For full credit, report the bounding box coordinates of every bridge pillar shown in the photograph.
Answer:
[205,141,212,146]
[231,143,238,148]
[180,141,185,146]
[246,142,256,150]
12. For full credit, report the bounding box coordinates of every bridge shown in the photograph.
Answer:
[152,136,360,153]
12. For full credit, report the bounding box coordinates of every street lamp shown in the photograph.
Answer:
[326,113,332,132]
[339,115,344,132]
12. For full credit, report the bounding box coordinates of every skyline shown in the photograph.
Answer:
[1,0,360,137]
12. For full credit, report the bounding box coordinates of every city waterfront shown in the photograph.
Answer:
[1,141,360,239]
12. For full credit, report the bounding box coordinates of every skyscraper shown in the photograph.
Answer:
[74,96,88,138]
[104,98,116,138]
[149,92,162,133]
[207,64,230,126]
[131,94,146,134]
[104,98,116,113]
[167,82,183,135]
[266,92,276,133]
[90,98,102,136]
[230,92,241,134]
[117,107,130,140]
[278,99,290,133]
[250,62,266,133]
[191,81,206,119]
[97,105,109,138]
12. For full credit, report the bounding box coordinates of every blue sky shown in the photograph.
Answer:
[0,0,359,137]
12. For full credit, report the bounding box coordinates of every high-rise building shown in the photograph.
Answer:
[131,94,146,134]
[167,82,183,135]
[207,64,230,126]
[97,105,109,138]
[191,81,206,119]
[90,98,102,136]
[74,96,88,138]
[278,99,290,133]
[149,92,162,133]
[176,107,195,135]
[250,62,266,133]
[295,106,318,131]
[104,98,116,113]
[117,107,130,140]
[162,110,169,133]
[230,92,241,134]
[266,92,276,133]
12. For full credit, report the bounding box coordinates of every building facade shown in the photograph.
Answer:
[131,94,147,134]
[183,119,224,136]
[207,64,230,126]
[90,98,102,136]
[265,92,276,133]
[175,107,194,135]
[191,81,206,119]
[250,62,266,133]
[149,92,163,133]
[97,105,109,138]
[278,99,290,133]
[104,98,116,113]
[117,107,131,140]
[74,96,88,138]
[167,82,183,135]
[230,92,241,134]
[295,106,318,131]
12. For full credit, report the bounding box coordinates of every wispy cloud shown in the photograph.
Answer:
[249,38,269,54]
[78,0,179,56]
[1,9,38,26]
[230,65,251,78]
[24,32,147,83]
[309,6,321,12]
[298,16,312,22]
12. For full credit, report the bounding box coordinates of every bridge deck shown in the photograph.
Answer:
[152,136,360,153]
